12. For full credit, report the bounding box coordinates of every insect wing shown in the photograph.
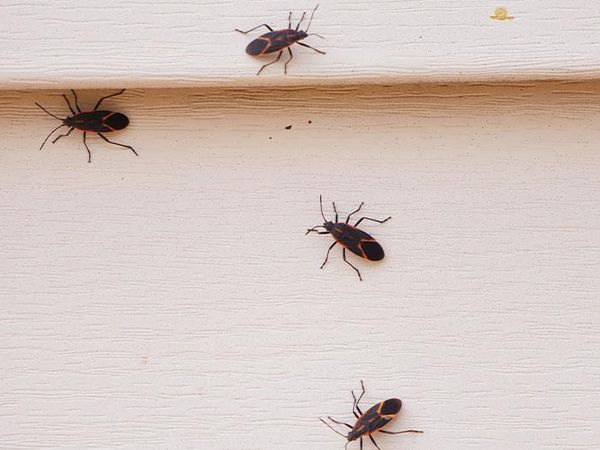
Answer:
[248,30,300,54]
[354,402,393,436]
[102,112,129,131]
[341,226,385,261]
[246,36,272,55]
[69,111,109,132]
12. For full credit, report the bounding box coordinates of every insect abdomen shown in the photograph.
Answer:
[69,110,128,133]
[360,240,384,261]
[332,223,385,261]
[246,37,271,55]
[247,30,302,55]
[102,112,129,131]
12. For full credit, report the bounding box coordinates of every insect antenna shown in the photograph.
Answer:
[306,33,325,39]
[319,194,328,222]
[305,225,326,235]
[35,103,65,121]
[39,124,66,150]
[305,4,320,32]
[319,417,348,439]
[295,11,306,31]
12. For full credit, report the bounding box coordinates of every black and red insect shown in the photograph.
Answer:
[36,89,137,163]
[320,381,423,450]
[235,4,325,75]
[306,195,391,281]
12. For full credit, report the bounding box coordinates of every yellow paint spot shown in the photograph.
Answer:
[490,7,514,20]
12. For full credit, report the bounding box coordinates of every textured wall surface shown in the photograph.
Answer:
[1,0,600,88]
[1,82,600,449]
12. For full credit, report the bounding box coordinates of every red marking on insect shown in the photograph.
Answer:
[235,5,325,75]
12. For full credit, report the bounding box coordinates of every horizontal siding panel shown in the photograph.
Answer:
[0,82,599,448]
[1,0,600,88]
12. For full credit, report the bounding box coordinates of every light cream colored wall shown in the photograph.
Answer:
[1,0,600,88]
[1,82,599,449]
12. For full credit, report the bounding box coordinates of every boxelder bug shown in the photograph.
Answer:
[306,195,391,281]
[320,381,423,450]
[235,4,325,75]
[36,89,137,163]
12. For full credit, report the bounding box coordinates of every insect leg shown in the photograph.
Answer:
[353,216,391,227]
[380,429,423,435]
[51,127,75,144]
[39,124,66,150]
[97,132,138,157]
[342,248,362,281]
[369,435,382,450]
[284,47,294,75]
[93,89,126,111]
[297,41,326,54]
[346,202,364,223]
[359,437,363,450]
[62,94,77,115]
[82,132,92,163]
[235,24,274,34]
[321,241,337,269]
[319,418,348,438]
[256,50,283,75]
[70,90,82,112]
[326,416,353,429]
[351,380,365,417]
